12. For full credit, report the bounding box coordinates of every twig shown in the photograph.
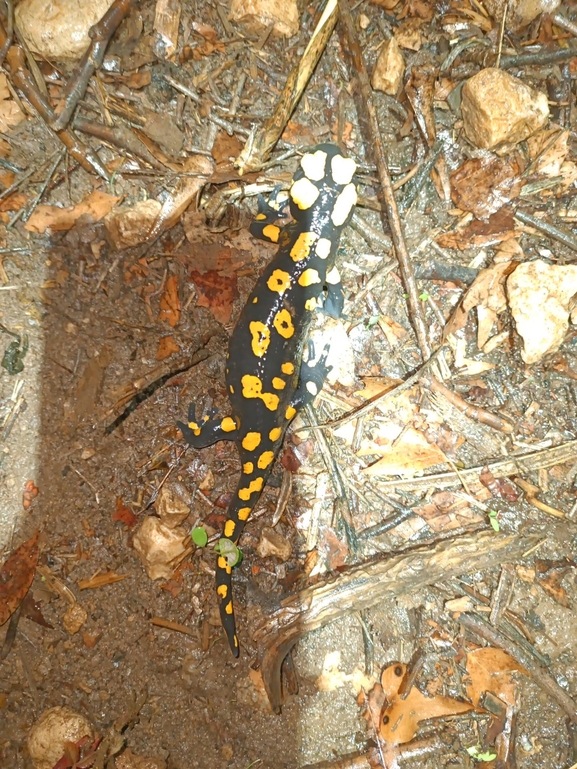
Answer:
[371,439,577,492]
[514,209,577,253]
[51,0,135,130]
[236,0,338,173]
[338,0,431,360]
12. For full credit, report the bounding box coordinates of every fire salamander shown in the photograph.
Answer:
[178,144,357,655]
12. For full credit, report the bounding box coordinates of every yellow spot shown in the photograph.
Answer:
[217,584,228,598]
[187,421,201,436]
[238,477,264,501]
[331,183,357,226]
[221,417,236,432]
[316,238,331,259]
[273,309,294,339]
[258,451,275,469]
[234,634,239,647]
[269,427,282,441]
[224,519,236,538]
[263,224,280,243]
[298,268,321,287]
[326,266,340,285]
[225,601,233,614]
[252,296,258,304]
[267,269,291,294]
[238,507,251,520]
[290,231,318,262]
[229,385,235,394]
[255,213,267,220]
[331,154,356,185]
[249,320,271,357]
[301,149,328,181]
[305,297,318,310]
[242,431,261,451]
[241,375,280,411]
[243,461,254,474]
[290,177,319,210]
[218,556,231,574]
[286,405,296,420]
[272,377,285,390]
[281,362,294,375]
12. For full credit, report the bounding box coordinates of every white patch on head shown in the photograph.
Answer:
[326,266,341,285]
[316,238,332,259]
[301,150,328,181]
[331,155,356,185]
[306,381,318,396]
[331,183,357,226]
[291,177,320,210]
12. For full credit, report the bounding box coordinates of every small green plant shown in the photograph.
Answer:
[214,538,243,567]
[488,509,500,532]
[419,291,430,302]
[191,527,208,547]
[367,314,381,328]
[466,745,497,761]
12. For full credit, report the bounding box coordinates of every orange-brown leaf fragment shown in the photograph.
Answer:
[112,496,137,527]
[379,662,473,744]
[22,479,39,510]
[190,269,238,325]
[158,275,181,327]
[0,531,40,625]
[465,647,527,708]
[156,335,180,360]
[25,191,120,233]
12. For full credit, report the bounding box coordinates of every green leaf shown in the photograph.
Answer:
[466,746,479,757]
[488,509,500,532]
[367,315,381,328]
[214,538,242,567]
[477,752,497,761]
[419,291,430,302]
[191,527,208,547]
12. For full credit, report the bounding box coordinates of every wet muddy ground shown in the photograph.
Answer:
[3,1,577,768]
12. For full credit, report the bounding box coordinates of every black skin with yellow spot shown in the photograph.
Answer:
[178,143,356,655]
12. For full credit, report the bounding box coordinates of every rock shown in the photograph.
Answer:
[257,526,292,562]
[372,38,405,96]
[62,602,87,634]
[506,259,577,364]
[104,200,162,249]
[132,517,188,580]
[483,0,561,32]
[229,0,299,38]
[28,707,94,769]
[16,0,115,61]
[154,483,191,529]
[462,68,549,150]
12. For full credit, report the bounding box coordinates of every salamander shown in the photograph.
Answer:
[178,143,357,655]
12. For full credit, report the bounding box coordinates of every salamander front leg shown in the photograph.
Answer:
[290,341,332,412]
[322,266,345,319]
[249,186,290,244]
[177,403,238,448]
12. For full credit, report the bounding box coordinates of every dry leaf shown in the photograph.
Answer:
[158,275,181,327]
[156,335,180,359]
[25,191,120,233]
[465,647,527,708]
[363,427,447,477]
[379,662,473,744]
[450,156,523,221]
[0,531,39,625]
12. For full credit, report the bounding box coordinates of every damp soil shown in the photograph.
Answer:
[2,2,577,768]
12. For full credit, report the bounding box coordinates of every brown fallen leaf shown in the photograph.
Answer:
[535,558,576,608]
[25,191,120,233]
[362,427,447,477]
[158,275,180,327]
[112,496,137,528]
[379,662,473,744]
[156,335,180,360]
[436,207,518,250]
[190,269,238,325]
[0,531,40,625]
[465,647,527,708]
[22,479,39,511]
[450,155,523,221]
